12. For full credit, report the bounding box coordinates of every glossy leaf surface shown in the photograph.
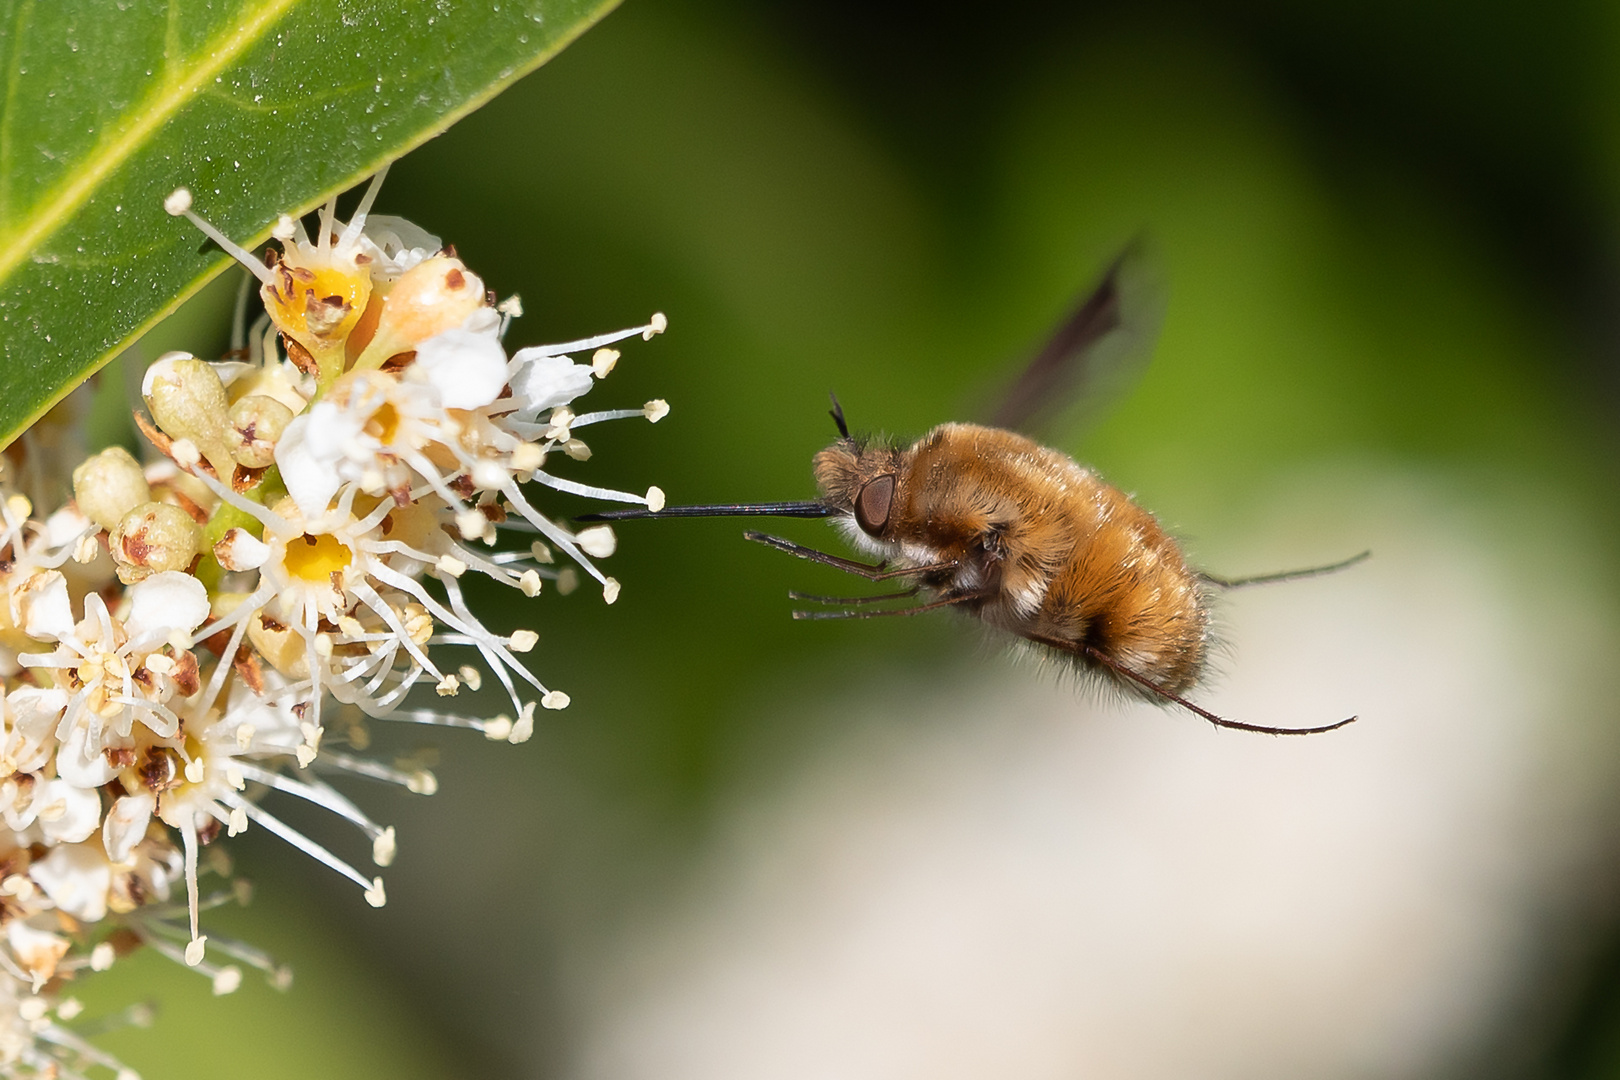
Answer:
[0,0,614,445]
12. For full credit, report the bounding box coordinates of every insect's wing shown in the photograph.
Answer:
[984,238,1165,438]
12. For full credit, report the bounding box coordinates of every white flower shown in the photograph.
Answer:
[18,571,208,743]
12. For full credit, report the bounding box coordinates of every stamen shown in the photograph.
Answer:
[180,821,204,965]
[569,408,647,427]
[234,762,392,860]
[527,470,652,506]
[318,194,339,253]
[164,188,277,286]
[337,165,390,249]
[511,315,668,360]
[229,794,383,900]
[315,749,436,795]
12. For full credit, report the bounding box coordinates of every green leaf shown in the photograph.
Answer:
[0,0,616,447]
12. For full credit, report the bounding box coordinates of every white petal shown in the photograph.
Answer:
[215,527,270,572]
[43,505,92,547]
[211,360,254,387]
[461,306,501,336]
[104,793,155,864]
[276,414,344,519]
[17,571,71,641]
[35,780,102,844]
[508,352,595,416]
[30,843,111,922]
[56,719,118,788]
[126,570,211,639]
[6,921,68,984]
[360,215,441,279]
[302,398,367,460]
[416,327,510,409]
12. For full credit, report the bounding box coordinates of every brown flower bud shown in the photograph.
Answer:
[109,502,201,584]
[226,395,295,469]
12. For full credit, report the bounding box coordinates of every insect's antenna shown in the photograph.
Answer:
[1079,645,1356,736]
[576,502,836,522]
[828,392,850,439]
[1199,550,1371,589]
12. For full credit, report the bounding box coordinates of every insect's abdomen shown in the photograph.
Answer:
[1036,474,1209,695]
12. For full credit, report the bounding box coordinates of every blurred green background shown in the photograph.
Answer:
[76,0,1620,1076]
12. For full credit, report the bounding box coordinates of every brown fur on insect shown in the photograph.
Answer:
[813,422,1209,699]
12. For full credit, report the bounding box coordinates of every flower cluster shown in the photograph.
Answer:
[0,170,666,1077]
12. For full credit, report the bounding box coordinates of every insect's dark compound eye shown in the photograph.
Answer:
[854,474,895,536]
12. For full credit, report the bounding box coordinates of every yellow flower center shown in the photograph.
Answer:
[364,401,402,446]
[264,264,371,345]
[284,532,353,582]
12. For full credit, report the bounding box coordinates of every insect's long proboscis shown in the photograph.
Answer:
[576,501,837,522]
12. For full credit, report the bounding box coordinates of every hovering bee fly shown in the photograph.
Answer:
[582,248,1365,735]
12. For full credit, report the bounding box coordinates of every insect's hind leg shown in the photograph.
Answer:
[1199,550,1370,590]
[1077,644,1356,735]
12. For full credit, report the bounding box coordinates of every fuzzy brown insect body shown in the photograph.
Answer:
[579,247,1363,734]
[812,422,1209,697]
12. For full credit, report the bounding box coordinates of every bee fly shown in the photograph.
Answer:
[581,249,1366,735]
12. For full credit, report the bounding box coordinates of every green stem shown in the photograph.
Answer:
[195,466,287,591]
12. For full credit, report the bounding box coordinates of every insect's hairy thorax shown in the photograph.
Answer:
[900,424,1092,578]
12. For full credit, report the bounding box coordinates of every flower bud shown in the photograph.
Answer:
[226,395,295,469]
[351,256,486,370]
[109,502,201,584]
[72,447,151,532]
[247,611,308,679]
[142,354,237,480]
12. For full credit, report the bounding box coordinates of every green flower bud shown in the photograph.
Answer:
[72,447,151,532]
[142,352,238,480]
